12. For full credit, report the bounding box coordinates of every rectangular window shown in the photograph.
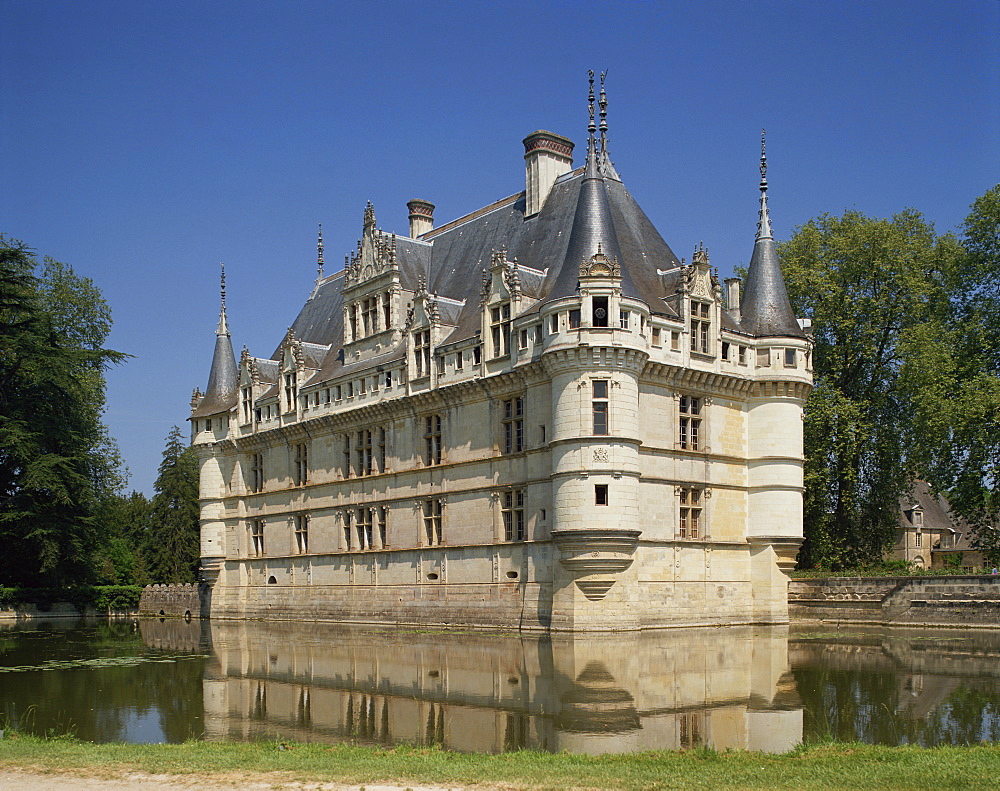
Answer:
[435,355,445,375]
[620,310,630,330]
[679,395,701,451]
[250,453,264,493]
[915,531,922,547]
[347,381,354,398]
[359,377,367,394]
[362,297,378,336]
[335,384,342,400]
[424,499,443,546]
[293,443,308,486]
[569,309,581,329]
[671,330,680,350]
[377,428,387,473]
[913,511,923,527]
[503,490,525,541]
[294,514,309,553]
[491,303,511,357]
[324,388,331,404]
[284,373,297,412]
[721,341,730,360]
[357,507,373,550]
[652,328,661,347]
[503,397,524,454]
[592,296,609,327]
[383,291,392,329]
[424,414,442,466]
[251,519,265,556]
[518,328,528,349]
[414,330,431,377]
[784,348,797,367]
[378,506,388,547]
[386,370,393,388]
[757,348,771,367]
[550,314,559,334]
[738,345,746,365]
[342,433,352,478]
[343,510,352,550]
[679,488,702,539]
[592,380,609,435]
[473,345,482,365]
[242,387,253,423]
[356,429,373,476]
[349,303,358,341]
[455,352,463,371]
[690,301,711,355]
[595,484,609,506]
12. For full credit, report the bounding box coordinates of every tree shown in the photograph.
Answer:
[0,238,126,586]
[145,427,200,583]
[778,210,964,568]
[901,186,1000,560]
[94,490,152,585]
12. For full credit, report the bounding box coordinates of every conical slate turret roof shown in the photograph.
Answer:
[739,133,805,339]
[192,265,238,418]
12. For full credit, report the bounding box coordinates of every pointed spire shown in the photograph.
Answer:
[317,223,325,281]
[548,70,631,298]
[197,262,239,415]
[739,132,805,338]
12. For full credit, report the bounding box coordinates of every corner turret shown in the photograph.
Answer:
[192,264,239,419]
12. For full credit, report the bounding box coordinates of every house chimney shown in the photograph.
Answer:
[407,199,435,238]
[523,131,574,217]
[725,277,741,322]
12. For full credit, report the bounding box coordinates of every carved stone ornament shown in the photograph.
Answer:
[579,245,621,279]
[552,528,640,601]
[592,447,610,463]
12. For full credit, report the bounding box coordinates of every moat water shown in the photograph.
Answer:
[1,619,998,752]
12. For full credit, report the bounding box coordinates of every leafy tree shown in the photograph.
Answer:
[902,185,1000,560]
[778,210,964,568]
[94,490,152,585]
[145,427,200,583]
[0,238,126,586]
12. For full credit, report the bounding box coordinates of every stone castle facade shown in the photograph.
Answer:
[190,77,812,631]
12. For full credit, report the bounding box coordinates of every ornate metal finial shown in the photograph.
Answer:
[756,129,773,241]
[599,71,608,139]
[317,223,324,280]
[216,263,230,336]
[588,70,596,138]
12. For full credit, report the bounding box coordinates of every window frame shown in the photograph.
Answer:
[502,489,525,541]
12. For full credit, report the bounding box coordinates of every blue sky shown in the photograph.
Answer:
[3,0,998,494]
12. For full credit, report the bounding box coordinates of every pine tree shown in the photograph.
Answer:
[146,427,200,583]
[0,237,125,586]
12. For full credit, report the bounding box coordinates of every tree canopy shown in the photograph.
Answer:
[779,186,1000,569]
[0,238,126,586]
[145,426,200,583]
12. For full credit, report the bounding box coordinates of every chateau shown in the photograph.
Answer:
[190,76,812,631]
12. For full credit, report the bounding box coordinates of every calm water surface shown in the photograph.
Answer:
[1,619,998,752]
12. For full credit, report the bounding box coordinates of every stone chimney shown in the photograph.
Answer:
[725,277,741,322]
[407,199,435,238]
[523,131,574,217]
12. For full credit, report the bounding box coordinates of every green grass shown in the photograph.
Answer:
[1,734,998,790]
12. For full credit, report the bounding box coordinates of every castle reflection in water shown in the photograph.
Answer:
[140,620,802,753]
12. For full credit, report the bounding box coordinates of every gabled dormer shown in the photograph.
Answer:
[276,327,324,419]
[480,247,524,363]
[342,202,404,361]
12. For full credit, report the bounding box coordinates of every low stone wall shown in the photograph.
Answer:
[139,583,203,618]
[789,576,1000,626]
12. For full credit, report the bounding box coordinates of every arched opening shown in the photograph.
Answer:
[267,575,277,585]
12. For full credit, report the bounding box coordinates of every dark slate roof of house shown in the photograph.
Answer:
[192,310,238,418]
[899,480,956,532]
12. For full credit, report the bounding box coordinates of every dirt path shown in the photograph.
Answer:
[0,768,472,791]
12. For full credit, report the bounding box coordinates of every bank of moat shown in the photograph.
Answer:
[190,77,811,631]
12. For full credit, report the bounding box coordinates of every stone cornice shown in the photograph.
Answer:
[541,345,648,376]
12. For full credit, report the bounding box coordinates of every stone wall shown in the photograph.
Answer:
[789,576,1000,626]
[139,583,204,619]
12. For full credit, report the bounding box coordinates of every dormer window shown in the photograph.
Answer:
[284,373,297,412]
[361,297,379,335]
[414,330,431,377]
[241,386,253,423]
[690,301,711,355]
[491,303,511,358]
[913,510,923,527]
